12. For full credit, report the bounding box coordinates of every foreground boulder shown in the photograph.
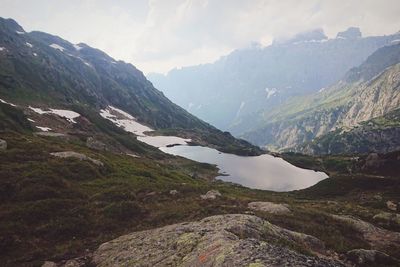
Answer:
[0,139,7,150]
[248,201,291,214]
[92,214,343,266]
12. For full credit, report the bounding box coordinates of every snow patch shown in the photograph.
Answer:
[67,53,92,67]
[100,106,191,148]
[265,88,277,99]
[29,106,80,123]
[0,47,6,51]
[25,42,33,48]
[28,118,35,122]
[391,39,400,43]
[16,31,25,34]
[73,44,83,51]
[33,53,38,57]
[0,98,16,107]
[292,39,329,45]
[100,106,152,136]
[36,126,52,132]
[49,109,80,123]
[108,106,135,120]
[138,136,191,148]
[29,106,48,114]
[50,43,65,52]
[318,87,326,93]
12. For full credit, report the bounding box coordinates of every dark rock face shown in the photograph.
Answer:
[92,214,344,267]
[347,249,400,266]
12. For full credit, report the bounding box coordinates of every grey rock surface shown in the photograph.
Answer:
[373,212,400,226]
[86,137,107,151]
[42,262,57,267]
[248,201,291,214]
[331,214,400,250]
[92,214,343,267]
[169,189,178,195]
[50,151,103,166]
[200,190,222,200]
[0,139,7,150]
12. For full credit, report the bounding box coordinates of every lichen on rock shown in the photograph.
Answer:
[92,214,344,266]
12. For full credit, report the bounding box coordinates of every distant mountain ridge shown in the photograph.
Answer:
[241,44,400,153]
[148,27,400,130]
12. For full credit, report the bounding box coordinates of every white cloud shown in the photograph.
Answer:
[1,0,400,74]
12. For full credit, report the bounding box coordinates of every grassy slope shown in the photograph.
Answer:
[1,126,400,266]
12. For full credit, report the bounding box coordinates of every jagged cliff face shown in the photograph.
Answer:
[242,46,400,152]
[296,108,400,155]
[340,64,400,128]
[149,28,400,130]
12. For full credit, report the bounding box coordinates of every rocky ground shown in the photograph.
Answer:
[91,214,344,267]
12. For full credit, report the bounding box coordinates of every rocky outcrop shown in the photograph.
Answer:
[169,189,178,195]
[0,139,7,150]
[346,249,400,266]
[386,200,398,211]
[50,151,103,166]
[331,214,400,250]
[86,137,107,151]
[248,201,291,214]
[42,262,57,267]
[92,214,343,267]
[35,132,66,137]
[200,190,222,200]
[373,212,400,227]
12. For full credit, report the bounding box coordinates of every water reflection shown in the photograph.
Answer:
[99,106,327,192]
[160,145,327,191]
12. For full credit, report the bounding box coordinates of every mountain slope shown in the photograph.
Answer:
[148,28,400,130]
[0,18,261,155]
[294,108,400,155]
[241,44,400,151]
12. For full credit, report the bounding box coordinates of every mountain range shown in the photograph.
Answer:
[148,27,400,131]
[241,42,400,152]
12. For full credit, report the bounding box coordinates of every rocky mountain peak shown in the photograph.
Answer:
[0,17,25,33]
[336,27,362,39]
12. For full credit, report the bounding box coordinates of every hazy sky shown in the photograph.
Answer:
[1,0,400,74]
